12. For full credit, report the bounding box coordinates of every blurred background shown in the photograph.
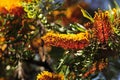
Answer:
[56,0,120,10]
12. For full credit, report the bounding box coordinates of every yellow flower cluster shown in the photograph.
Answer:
[0,0,21,10]
[0,0,31,10]
[42,31,89,50]
[37,71,64,80]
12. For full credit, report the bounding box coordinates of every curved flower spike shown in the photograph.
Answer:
[42,31,89,50]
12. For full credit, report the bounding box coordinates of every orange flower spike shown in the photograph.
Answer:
[98,60,108,71]
[93,10,112,43]
[83,62,97,78]
[42,31,89,50]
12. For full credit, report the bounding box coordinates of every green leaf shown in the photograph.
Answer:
[114,1,120,16]
[114,0,120,9]
[27,12,36,18]
[57,53,70,70]
[108,5,115,22]
[70,23,86,32]
[59,65,70,80]
[76,23,86,32]
[81,8,94,22]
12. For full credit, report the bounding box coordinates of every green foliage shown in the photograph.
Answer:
[81,8,94,22]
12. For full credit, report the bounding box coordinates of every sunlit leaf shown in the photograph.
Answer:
[81,8,94,22]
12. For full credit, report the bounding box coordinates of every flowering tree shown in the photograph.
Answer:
[0,0,120,80]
